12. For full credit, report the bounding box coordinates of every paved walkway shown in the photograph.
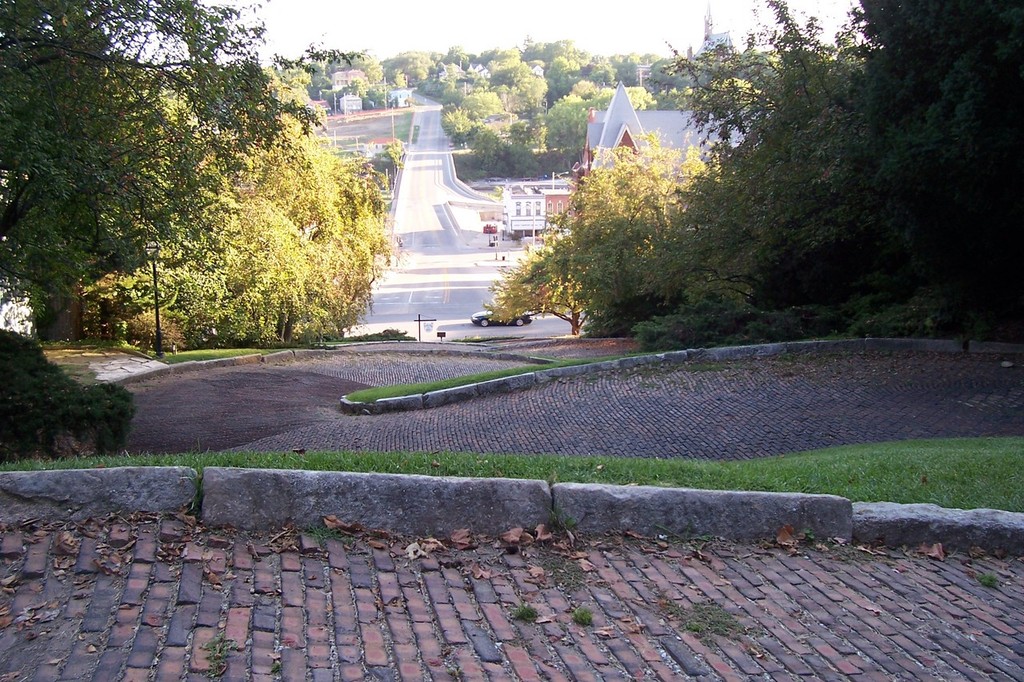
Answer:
[2,514,1023,680]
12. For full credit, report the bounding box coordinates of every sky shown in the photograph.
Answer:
[246,0,859,62]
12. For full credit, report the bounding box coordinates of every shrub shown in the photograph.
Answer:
[0,331,135,462]
[632,297,842,352]
[125,311,186,354]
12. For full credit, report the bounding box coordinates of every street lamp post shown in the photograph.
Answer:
[145,242,164,358]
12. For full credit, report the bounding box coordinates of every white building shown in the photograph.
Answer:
[501,180,571,241]
[338,93,363,115]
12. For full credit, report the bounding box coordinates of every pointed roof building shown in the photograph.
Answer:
[697,2,734,55]
[579,83,706,175]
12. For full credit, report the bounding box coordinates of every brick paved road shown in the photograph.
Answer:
[6,343,1020,680]
[127,345,1023,459]
[2,516,1023,680]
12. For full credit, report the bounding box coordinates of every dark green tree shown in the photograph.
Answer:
[859,0,1024,324]
[672,0,899,314]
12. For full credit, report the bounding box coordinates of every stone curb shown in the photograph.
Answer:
[341,337,1024,414]
[853,502,1024,552]
[0,467,196,523]
[552,483,853,541]
[2,468,1022,553]
[200,467,551,537]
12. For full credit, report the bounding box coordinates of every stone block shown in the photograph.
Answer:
[704,344,787,361]
[551,483,852,541]
[261,350,296,364]
[475,373,537,396]
[785,339,866,354]
[338,398,373,415]
[423,384,479,408]
[201,468,552,535]
[853,502,1024,552]
[376,395,424,413]
[969,341,1024,355]
[534,364,592,382]
[864,338,964,353]
[617,355,658,369]
[0,467,197,523]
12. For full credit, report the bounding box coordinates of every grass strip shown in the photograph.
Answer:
[159,348,270,364]
[2,438,1021,512]
[344,357,614,403]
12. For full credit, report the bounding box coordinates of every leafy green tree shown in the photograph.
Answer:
[553,141,689,335]
[383,52,434,85]
[444,46,469,68]
[584,58,616,87]
[546,55,583,102]
[461,92,505,120]
[164,126,390,345]
[489,52,532,89]
[544,95,592,154]
[0,0,351,332]
[671,0,896,313]
[491,248,588,335]
[351,55,384,84]
[859,0,1024,322]
[441,108,479,147]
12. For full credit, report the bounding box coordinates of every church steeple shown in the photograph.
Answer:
[704,2,714,41]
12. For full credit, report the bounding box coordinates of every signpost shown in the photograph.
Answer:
[413,314,436,342]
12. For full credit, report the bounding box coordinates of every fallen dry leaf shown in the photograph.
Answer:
[594,626,616,638]
[419,538,445,553]
[450,528,476,550]
[526,565,546,584]
[776,525,798,547]
[470,563,492,580]
[920,543,945,561]
[534,524,553,543]
[577,558,596,572]
[501,527,523,544]
[53,532,79,557]
[323,516,364,534]
[405,542,426,560]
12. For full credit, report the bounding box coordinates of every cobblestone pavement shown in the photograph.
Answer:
[126,344,1023,459]
[9,342,1020,680]
[2,515,1024,681]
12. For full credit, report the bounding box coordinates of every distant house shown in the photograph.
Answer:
[440,64,464,79]
[531,64,545,78]
[579,82,705,176]
[468,63,491,79]
[332,69,367,88]
[364,137,402,158]
[338,93,363,115]
[388,88,413,107]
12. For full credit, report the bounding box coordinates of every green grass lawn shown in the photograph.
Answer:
[4,438,1021,512]
[344,357,601,402]
[159,348,270,364]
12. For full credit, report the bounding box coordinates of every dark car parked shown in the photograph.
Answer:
[470,310,532,327]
